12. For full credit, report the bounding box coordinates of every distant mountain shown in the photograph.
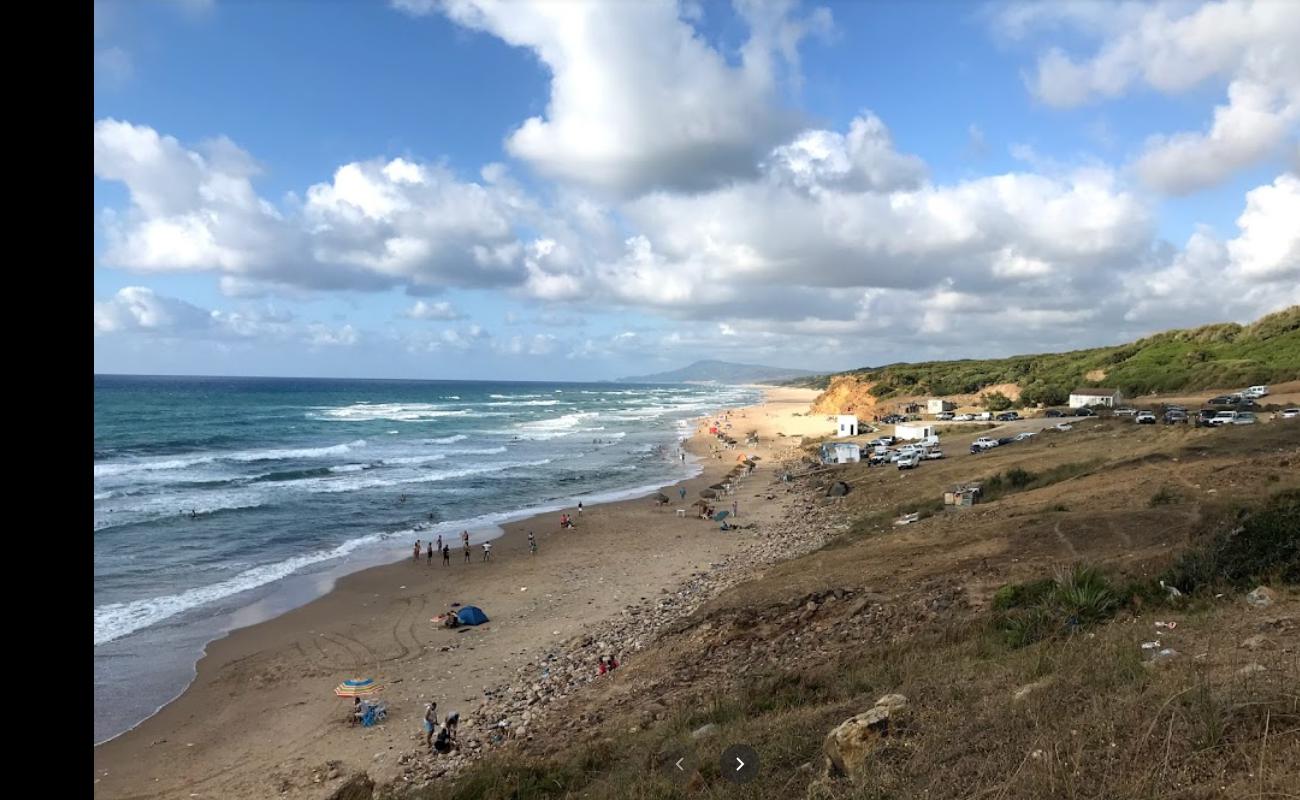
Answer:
[619,359,817,384]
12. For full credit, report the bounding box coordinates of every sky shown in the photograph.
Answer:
[93,0,1300,381]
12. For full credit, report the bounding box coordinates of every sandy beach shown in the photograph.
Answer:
[93,387,826,799]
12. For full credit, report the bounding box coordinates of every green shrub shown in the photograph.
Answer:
[1053,564,1118,624]
[982,391,1014,411]
[1149,486,1179,506]
[1163,489,1300,591]
[992,578,1055,611]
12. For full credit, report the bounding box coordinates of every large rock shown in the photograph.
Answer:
[325,773,374,800]
[826,481,850,498]
[1246,587,1275,608]
[823,694,906,781]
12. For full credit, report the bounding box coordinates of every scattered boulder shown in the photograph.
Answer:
[1236,663,1267,678]
[1012,678,1053,703]
[823,694,906,781]
[325,772,374,800]
[826,481,850,498]
[1246,587,1276,608]
[1241,634,1273,650]
[690,723,719,740]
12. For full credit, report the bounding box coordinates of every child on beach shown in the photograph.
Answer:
[577,502,583,515]
[442,544,450,566]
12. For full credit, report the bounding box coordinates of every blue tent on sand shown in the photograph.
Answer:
[456,605,489,626]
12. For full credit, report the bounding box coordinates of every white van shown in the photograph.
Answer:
[1245,385,1269,398]
[1209,411,1238,425]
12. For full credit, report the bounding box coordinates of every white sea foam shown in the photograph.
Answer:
[93,531,390,646]
[314,403,471,422]
[482,400,564,406]
[93,440,369,478]
[425,434,468,444]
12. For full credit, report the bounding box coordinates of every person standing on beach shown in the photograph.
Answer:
[442,544,450,566]
[427,540,434,565]
[528,531,537,556]
[577,502,583,516]
[461,530,469,549]
[437,534,443,553]
[732,500,738,518]
[679,487,686,501]
[414,540,421,563]
[424,701,439,749]
[463,541,471,563]
[482,541,492,562]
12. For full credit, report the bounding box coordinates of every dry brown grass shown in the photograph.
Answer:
[396,421,1300,800]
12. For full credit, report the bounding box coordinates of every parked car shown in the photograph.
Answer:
[1013,431,1037,441]
[1073,407,1095,417]
[995,411,1020,421]
[1054,422,1073,431]
[1164,410,1188,424]
[1280,408,1300,419]
[1208,396,1234,406]
[954,413,974,421]
[1045,409,1066,418]
[922,448,945,459]
[1209,411,1238,425]
[1113,407,1137,417]
[1246,385,1269,398]
[1197,409,1217,424]
[1233,412,1257,425]
[1135,411,1156,424]
[869,436,895,447]
[897,452,920,470]
[975,412,992,421]
[972,437,1000,449]
[935,412,955,420]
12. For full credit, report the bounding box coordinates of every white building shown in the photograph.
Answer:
[820,442,861,464]
[1068,388,1122,408]
[837,415,859,437]
[894,423,936,441]
[927,399,955,414]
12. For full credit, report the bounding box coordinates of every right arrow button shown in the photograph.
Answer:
[720,744,759,784]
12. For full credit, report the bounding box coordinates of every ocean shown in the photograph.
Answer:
[93,375,759,744]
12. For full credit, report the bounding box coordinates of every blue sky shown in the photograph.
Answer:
[94,0,1299,380]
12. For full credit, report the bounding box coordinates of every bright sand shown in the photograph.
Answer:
[92,387,826,799]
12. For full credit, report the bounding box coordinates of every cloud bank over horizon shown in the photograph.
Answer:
[93,0,1300,379]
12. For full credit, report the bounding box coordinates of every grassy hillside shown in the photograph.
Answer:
[790,306,1300,405]
[391,421,1300,800]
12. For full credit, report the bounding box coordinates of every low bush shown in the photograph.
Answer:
[1163,488,1300,591]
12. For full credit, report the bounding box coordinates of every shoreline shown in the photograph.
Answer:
[93,387,827,799]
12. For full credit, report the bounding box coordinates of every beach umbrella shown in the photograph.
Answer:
[334,678,381,697]
[712,510,730,522]
[699,489,717,498]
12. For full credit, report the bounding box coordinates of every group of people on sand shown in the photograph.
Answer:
[413,530,487,568]
[423,701,460,754]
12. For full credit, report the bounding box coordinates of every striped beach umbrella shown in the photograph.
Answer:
[334,678,381,697]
